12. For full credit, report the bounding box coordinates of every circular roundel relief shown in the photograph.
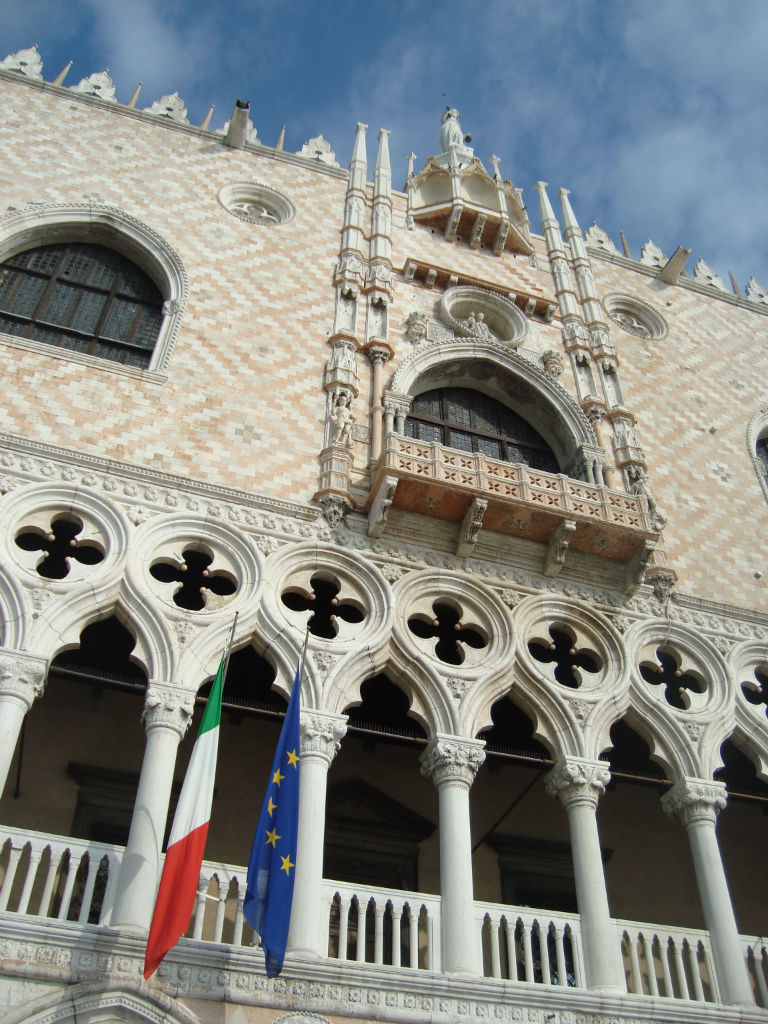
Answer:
[603,293,667,340]
[218,182,296,226]
[438,285,527,347]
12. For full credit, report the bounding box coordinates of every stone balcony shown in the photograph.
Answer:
[368,435,659,584]
[2,825,767,1023]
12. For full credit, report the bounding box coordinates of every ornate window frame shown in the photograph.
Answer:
[746,405,768,505]
[0,202,188,377]
[602,292,668,340]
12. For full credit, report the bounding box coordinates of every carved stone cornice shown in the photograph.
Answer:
[661,778,728,828]
[420,736,485,789]
[300,710,347,766]
[142,681,195,737]
[545,757,611,809]
[0,652,47,708]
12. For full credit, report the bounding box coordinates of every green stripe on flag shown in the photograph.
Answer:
[199,658,224,735]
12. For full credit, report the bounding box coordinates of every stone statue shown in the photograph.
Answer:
[330,393,354,446]
[437,107,473,167]
[629,467,666,529]
[461,310,494,340]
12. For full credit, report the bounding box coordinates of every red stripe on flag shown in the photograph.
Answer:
[143,822,210,979]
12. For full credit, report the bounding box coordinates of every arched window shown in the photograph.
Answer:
[758,434,768,476]
[0,242,163,368]
[405,387,559,472]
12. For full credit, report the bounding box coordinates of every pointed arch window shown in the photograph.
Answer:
[0,242,163,368]
[405,387,559,472]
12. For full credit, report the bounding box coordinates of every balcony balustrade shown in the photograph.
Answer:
[369,434,658,572]
[2,824,766,1010]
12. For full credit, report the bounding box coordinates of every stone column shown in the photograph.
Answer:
[420,735,485,974]
[367,345,391,462]
[110,681,194,933]
[545,757,624,993]
[0,652,47,798]
[662,778,754,1006]
[287,709,347,957]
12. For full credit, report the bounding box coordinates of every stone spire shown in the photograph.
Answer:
[535,182,578,319]
[560,188,608,330]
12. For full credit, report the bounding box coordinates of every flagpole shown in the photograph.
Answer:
[221,612,239,682]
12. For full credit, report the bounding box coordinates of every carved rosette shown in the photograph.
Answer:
[420,737,485,789]
[0,653,47,708]
[300,711,347,766]
[142,682,195,738]
[661,778,728,828]
[545,757,611,809]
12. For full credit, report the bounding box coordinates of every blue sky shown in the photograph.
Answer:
[2,0,767,289]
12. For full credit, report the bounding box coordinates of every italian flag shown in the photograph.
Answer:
[143,658,225,979]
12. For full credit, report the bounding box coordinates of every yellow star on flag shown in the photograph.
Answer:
[272,768,285,787]
[286,748,299,769]
[267,796,277,817]
[280,854,295,875]
[265,827,281,848]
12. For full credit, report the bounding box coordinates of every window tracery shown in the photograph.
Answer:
[0,242,163,367]
[405,387,559,472]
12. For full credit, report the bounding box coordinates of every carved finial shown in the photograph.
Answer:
[407,152,416,178]
[275,125,286,150]
[51,60,73,86]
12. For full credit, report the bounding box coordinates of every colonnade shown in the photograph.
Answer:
[0,646,755,1005]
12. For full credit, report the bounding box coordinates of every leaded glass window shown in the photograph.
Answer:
[0,243,163,368]
[405,387,559,472]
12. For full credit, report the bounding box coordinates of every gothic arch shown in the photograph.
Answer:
[624,619,734,780]
[388,339,599,476]
[4,979,200,1024]
[510,595,630,760]
[0,202,188,373]
[746,404,768,505]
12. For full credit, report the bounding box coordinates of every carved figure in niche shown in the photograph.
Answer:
[330,393,354,447]
[463,310,494,340]
[628,467,666,529]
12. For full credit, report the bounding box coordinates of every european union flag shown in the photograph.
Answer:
[243,662,301,977]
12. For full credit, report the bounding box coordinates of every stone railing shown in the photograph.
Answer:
[322,879,441,970]
[2,826,767,1009]
[370,436,657,567]
[0,825,122,926]
[477,900,584,987]
[618,919,719,1002]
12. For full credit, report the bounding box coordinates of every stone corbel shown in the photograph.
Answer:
[317,495,352,529]
[368,474,398,538]
[544,519,577,577]
[493,219,509,255]
[524,298,537,316]
[469,213,487,249]
[445,203,463,242]
[625,539,657,594]
[456,497,488,557]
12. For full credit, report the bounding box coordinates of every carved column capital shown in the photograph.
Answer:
[383,391,412,418]
[300,710,347,767]
[420,736,485,789]
[0,652,47,709]
[143,681,196,738]
[545,757,611,810]
[367,342,392,366]
[661,778,728,828]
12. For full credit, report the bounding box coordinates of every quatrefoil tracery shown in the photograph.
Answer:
[639,647,706,710]
[527,625,601,689]
[149,547,237,611]
[15,515,105,579]
[740,667,768,717]
[407,601,487,665]
[281,574,365,639]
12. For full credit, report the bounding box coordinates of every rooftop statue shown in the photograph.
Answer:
[436,107,474,168]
